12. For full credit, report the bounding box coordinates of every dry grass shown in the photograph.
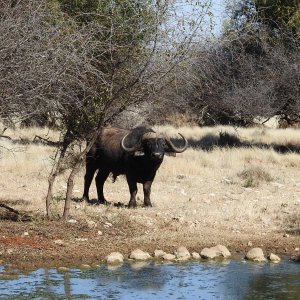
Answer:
[238,166,273,187]
[1,125,300,242]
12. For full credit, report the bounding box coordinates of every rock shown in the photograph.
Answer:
[87,220,97,228]
[200,245,231,259]
[104,222,113,228]
[54,239,64,246]
[67,219,77,224]
[129,249,151,260]
[162,253,176,261]
[80,264,91,270]
[283,233,290,238]
[22,232,29,237]
[154,250,166,258]
[192,252,201,259]
[290,255,300,262]
[247,241,253,247]
[7,249,13,255]
[97,231,103,236]
[215,245,231,258]
[268,253,281,263]
[175,246,191,261]
[245,248,266,262]
[57,267,70,272]
[106,252,124,264]
[75,238,88,242]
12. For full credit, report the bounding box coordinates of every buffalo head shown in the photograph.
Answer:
[121,130,188,162]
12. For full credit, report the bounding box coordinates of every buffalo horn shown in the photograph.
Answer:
[121,133,139,152]
[165,133,188,153]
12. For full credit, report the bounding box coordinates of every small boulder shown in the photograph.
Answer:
[200,245,231,259]
[192,252,201,260]
[129,249,151,260]
[106,252,124,264]
[80,264,91,270]
[175,246,191,261]
[268,253,281,263]
[162,253,176,261]
[54,239,64,246]
[57,267,70,272]
[245,247,266,262]
[154,249,166,258]
[67,219,77,224]
[290,255,300,262]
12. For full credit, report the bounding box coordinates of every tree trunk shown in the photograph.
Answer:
[62,130,100,220]
[46,133,70,219]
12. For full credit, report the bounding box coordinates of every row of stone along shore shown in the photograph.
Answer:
[105,245,281,265]
[56,245,300,272]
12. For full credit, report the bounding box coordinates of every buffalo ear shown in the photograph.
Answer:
[165,152,176,157]
[134,150,145,156]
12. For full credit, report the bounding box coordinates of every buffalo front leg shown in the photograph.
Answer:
[126,176,138,208]
[95,170,110,204]
[143,180,153,207]
[82,163,97,202]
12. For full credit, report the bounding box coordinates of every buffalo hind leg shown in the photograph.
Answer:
[82,163,98,202]
[143,181,153,207]
[95,170,110,204]
[126,176,138,208]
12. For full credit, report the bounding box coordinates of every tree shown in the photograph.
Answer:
[0,0,213,218]
[164,0,300,127]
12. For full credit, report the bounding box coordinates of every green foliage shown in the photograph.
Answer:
[254,0,300,37]
[43,0,162,139]
[227,0,300,42]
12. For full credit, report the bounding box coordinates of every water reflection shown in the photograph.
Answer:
[0,260,299,299]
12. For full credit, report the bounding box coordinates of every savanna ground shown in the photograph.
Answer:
[0,125,299,271]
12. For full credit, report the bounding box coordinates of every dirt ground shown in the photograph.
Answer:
[0,203,299,272]
[1,125,300,271]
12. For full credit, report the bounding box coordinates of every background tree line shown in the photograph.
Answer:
[159,0,300,127]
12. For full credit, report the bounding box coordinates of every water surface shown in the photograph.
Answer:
[0,259,299,299]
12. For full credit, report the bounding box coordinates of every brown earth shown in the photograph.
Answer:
[0,207,298,272]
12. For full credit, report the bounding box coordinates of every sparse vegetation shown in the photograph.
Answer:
[238,166,273,187]
[1,125,299,268]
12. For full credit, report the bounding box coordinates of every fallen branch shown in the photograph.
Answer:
[0,203,32,221]
[33,135,61,146]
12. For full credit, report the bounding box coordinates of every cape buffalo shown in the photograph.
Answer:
[82,126,188,207]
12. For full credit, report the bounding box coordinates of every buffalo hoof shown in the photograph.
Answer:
[128,202,137,209]
[99,199,110,206]
[82,196,89,202]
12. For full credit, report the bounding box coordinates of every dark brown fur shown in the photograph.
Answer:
[82,126,187,207]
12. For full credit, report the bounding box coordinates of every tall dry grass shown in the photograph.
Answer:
[1,124,299,236]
